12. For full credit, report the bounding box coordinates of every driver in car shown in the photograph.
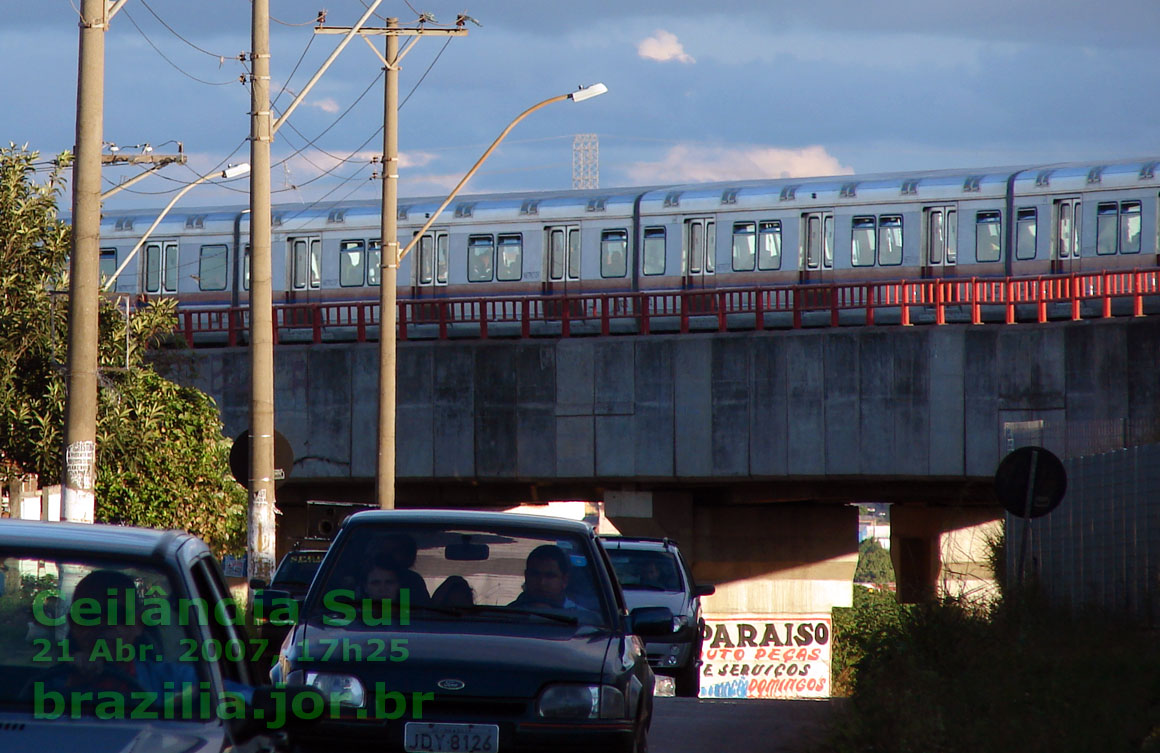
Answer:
[509,545,581,610]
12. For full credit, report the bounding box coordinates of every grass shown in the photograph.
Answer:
[825,584,1160,753]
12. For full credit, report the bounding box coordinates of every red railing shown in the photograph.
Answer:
[173,269,1160,347]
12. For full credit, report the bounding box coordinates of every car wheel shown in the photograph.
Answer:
[674,661,700,698]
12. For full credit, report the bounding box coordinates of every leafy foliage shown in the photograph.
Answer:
[853,537,895,585]
[0,144,245,555]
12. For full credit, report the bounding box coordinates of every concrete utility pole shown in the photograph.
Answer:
[61,0,109,524]
[247,0,277,585]
[314,19,467,510]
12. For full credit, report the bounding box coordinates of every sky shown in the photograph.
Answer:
[5,1,1160,210]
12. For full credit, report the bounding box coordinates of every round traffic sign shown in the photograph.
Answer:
[994,446,1066,519]
[229,430,294,489]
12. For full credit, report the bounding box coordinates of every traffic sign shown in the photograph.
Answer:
[229,430,294,490]
[994,446,1066,519]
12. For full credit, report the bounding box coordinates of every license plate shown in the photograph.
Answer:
[404,722,500,752]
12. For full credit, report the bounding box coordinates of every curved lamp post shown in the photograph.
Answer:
[397,83,607,262]
[102,163,251,291]
[377,83,607,508]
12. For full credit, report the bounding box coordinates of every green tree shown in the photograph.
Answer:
[0,144,245,555]
[854,537,895,584]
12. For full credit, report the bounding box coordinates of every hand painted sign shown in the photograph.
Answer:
[699,614,832,699]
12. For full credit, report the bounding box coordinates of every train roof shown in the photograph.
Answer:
[96,156,1160,230]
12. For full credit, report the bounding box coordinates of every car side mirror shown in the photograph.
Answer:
[693,584,716,598]
[630,606,674,637]
[252,588,300,626]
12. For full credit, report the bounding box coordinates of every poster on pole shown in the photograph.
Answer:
[699,614,832,699]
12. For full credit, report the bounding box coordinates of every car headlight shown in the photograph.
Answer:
[536,684,626,719]
[672,615,690,633]
[304,671,366,707]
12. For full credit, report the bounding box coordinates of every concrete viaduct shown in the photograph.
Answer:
[166,315,1160,613]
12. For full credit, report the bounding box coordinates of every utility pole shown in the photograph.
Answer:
[61,0,108,524]
[314,19,467,510]
[247,0,277,585]
[379,19,401,511]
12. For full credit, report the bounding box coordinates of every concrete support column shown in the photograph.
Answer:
[891,505,1004,603]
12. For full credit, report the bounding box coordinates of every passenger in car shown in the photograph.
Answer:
[509,545,581,610]
[367,534,430,605]
[431,575,474,608]
[362,558,402,601]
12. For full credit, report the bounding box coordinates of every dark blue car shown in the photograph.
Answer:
[270,510,670,753]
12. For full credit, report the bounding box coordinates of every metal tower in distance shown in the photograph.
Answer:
[572,133,599,189]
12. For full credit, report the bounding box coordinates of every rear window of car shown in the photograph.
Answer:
[607,549,684,592]
[273,551,325,587]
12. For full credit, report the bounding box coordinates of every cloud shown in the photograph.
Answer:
[626,144,854,184]
[307,97,341,114]
[637,30,695,64]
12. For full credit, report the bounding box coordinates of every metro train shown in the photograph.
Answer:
[96,157,1160,308]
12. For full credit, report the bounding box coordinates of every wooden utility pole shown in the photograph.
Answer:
[247,0,277,585]
[314,20,467,510]
[61,0,108,524]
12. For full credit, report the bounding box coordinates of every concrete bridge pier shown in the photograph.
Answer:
[604,491,858,615]
[890,504,1004,603]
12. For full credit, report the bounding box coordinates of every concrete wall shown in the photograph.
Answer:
[167,316,1160,491]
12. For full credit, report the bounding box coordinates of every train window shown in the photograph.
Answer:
[643,227,666,275]
[879,216,903,266]
[437,232,449,284]
[1055,201,1078,259]
[806,215,821,269]
[975,211,1002,262]
[823,215,833,269]
[243,245,251,290]
[198,244,228,291]
[99,248,118,284]
[548,228,565,280]
[732,222,756,271]
[468,235,494,282]
[1096,203,1118,255]
[418,234,435,284]
[340,240,365,287]
[144,241,178,293]
[851,216,876,267]
[1121,201,1142,254]
[758,221,781,270]
[547,226,579,281]
[689,222,704,273]
[367,239,381,286]
[497,234,523,282]
[291,238,321,290]
[568,228,581,280]
[927,211,944,265]
[601,229,628,278]
[1016,208,1037,260]
[946,210,957,264]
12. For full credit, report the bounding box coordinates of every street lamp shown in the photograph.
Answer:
[396,84,608,262]
[377,83,608,509]
[102,163,251,291]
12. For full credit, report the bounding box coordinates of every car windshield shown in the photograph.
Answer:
[306,524,611,628]
[607,548,683,592]
[0,552,210,719]
[273,551,325,586]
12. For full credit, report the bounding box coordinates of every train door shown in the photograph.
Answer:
[922,206,958,278]
[682,217,716,289]
[141,239,179,297]
[799,211,833,283]
[542,225,580,295]
[288,235,321,303]
[1052,198,1081,274]
[412,229,449,298]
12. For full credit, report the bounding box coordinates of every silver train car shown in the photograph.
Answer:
[97,157,1160,308]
